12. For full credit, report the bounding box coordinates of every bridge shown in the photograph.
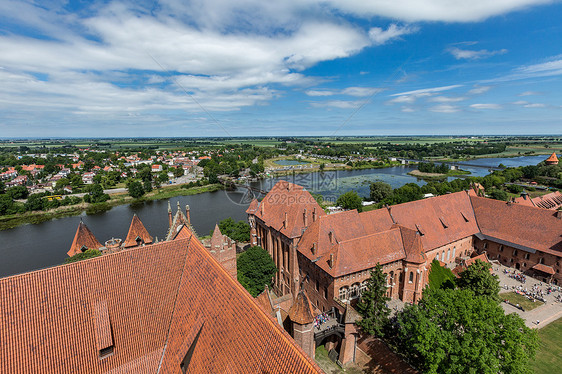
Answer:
[405,159,502,171]
[217,178,269,195]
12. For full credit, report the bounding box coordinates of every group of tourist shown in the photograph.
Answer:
[511,284,548,303]
[505,269,526,284]
[314,313,330,329]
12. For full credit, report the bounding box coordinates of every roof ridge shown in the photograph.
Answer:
[337,226,399,244]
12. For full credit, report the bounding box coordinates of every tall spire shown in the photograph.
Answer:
[168,201,173,228]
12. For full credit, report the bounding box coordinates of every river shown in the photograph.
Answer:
[0,154,548,278]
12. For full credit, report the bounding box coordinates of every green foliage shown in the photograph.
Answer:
[456,259,500,302]
[173,167,184,178]
[389,288,538,374]
[7,185,28,199]
[217,217,251,242]
[507,184,524,194]
[86,202,111,215]
[127,180,145,198]
[0,194,16,215]
[24,194,45,211]
[87,183,110,203]
[336,190,363,212]
[356,264,391,337]
[418,162,449,174]
[64,249,103,264]
[428,260,456,290]
[489,188,508,201]
[370,181,392,202]
[237,246,277,297]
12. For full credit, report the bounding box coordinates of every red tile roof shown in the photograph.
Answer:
[545,152,558,164]
[288,291,316,325]
[123,214,153,248]
[388,192,480,251]
[249,181,326,238]
[1,233,323,373]
[532,263,555,275]
[471,196,562,256]
[67,221,103,257]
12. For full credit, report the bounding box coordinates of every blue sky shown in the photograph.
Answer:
[0,0,561,137]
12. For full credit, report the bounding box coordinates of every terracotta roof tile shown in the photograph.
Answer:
[545,152,558,163]
[288,291,316,325]
[251,181,326,238]
[123,214,153,248]
[398,226,426,264]
[67,221,103,257]
[388,192,480,251]
[471,196,562,256]
[532,263,556,275]
[1,229,323,374]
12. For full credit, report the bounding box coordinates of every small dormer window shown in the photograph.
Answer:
[93,300,114,360]
[415,224,425,236]
[439,217,448,229]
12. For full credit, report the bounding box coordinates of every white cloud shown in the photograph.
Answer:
[320,0,553,22]
[470,103,502,109]
[524,103,546,108]
[429,96,466,103]
[512,100,529,105]
[487,55,562,82]
[447,47,507,60]
[368,24,418,46]
[310,100,361,109]
[518,91,541,96]
[401,107,416,112]
[429,104,460,113]
[467,85,492,95]
[391,85,463,97]
[341,87,382,97]
[305,90,335,96]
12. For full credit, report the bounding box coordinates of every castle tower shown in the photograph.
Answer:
[67,220,103,257]
[123,214,153,248]
[288,290,316,359]
[545,152,559,165]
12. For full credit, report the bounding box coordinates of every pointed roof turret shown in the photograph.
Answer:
[288,290,316,325]
[67,221,103,257]
[545,152,559,165]
[123,214,153,248]
[210,224,223,250]
[246,198,259,214]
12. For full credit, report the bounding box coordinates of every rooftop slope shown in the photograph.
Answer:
[123,214,153,248]
[471,196,562,256]
[67,220,103,257]
[1,234,323,373]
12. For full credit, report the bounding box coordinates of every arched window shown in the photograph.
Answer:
[360,281,368,295]
[388,271,394,286]
[409,272,414,283]
[349,283,360,299]
[539,257,544,264]
[338,287,349,301]
[447,249,451,262]
[452,246,456,259]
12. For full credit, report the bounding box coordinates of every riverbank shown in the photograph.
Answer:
[407,169,471,180]
[0,183,223,231]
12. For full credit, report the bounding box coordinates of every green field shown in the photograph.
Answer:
[532,317,562,374]
[500,292,544,311]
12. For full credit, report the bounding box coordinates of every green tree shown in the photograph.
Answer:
[389,288,538,374]
[456,259,500,302]
[489,188,508,201]
[127,180,145,199]
[370,181,392,202]
[356,264,391,337]
[237,246,277,297]
[143,179,153,193]
[336,190,363,212]
[7,185,28,200]
[24,194,45,211]
[218,218,251,242]
[87,183,110,203]
[64,249,103,264]
[173,167,184,178]
[0,194,15,215]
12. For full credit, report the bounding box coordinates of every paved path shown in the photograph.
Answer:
[493,264,562,329]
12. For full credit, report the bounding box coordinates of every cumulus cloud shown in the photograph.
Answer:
[319,0,552,22]
[305,90,335,96]
[447,47,507,60]
[429,96,466,103]
[518,91,541,96]
[305,86,381,97]
[470,103,502,109]
[368,24,418,45]
[310,100,361,109]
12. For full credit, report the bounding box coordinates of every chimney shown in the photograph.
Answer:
[329,254,334,268]
[312,207,317,222]
[168,201,172,228]
[312,242,317,255]
[521,191,528,200]
[556,210,562,219]
[284,212,288,228]
[328,231,333,244]
[303,208,308,227]
[185,205,190,225]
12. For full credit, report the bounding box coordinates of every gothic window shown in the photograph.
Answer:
[338,287,349,301]
[525,253,530,260]
[447,249,451,262]
[539,257,544,264]
[360,281,368,294]
[513,249,518,256]
[349,283,360,299]
[409,272,414,283]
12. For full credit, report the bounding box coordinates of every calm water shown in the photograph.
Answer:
[0,154,549,278]
[274,159,310,165]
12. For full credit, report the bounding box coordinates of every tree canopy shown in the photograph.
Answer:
[64,249,102,264]
[336,190,363,212]
[356,264,391,337]
[237,246,277,297]
[388,288,538,374]
[127,180,145,199]
[456,259,500,302]
[217,217,251,242]
[370,181,392,202]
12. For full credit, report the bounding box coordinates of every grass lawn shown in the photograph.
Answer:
[532,317,562,374]
[500,292,544,311]
[315,346,365,374]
